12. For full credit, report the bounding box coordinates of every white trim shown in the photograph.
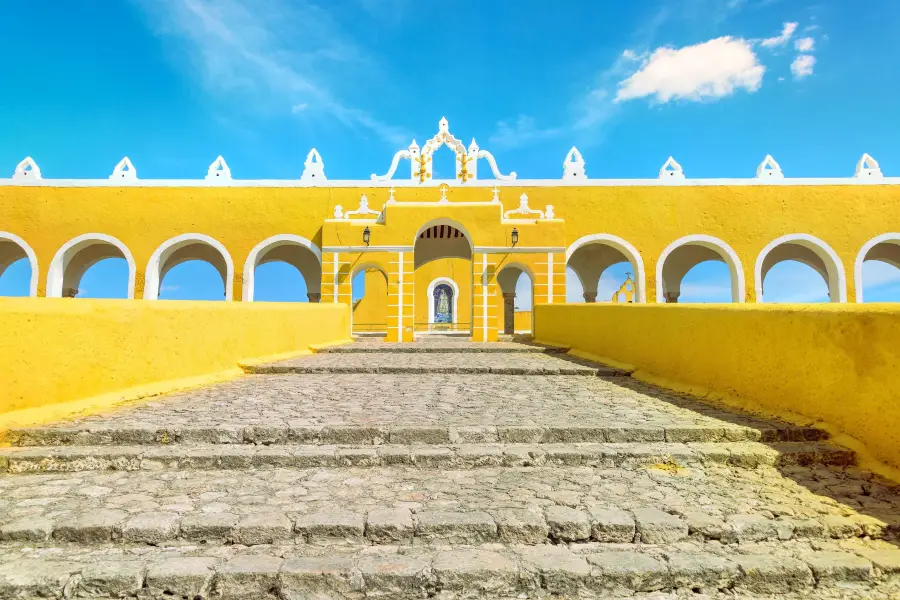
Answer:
[474,246,566,253]
[47,233,136,299]
[332,252,340,303]
[242,234,322,301]
[754,233,847,303]
[3,177,899,188]
[854,233,900,302]
[482,254,488,341]
[0,232,39,297]
[656,234,746,303]
[323,245,414,253]
[144,233,234,300]
[547,253,554,303]
[565,233,647,303]
[427,277,459,324]
[397,252,404,340]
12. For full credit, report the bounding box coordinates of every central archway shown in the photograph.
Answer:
[413,219,473,336]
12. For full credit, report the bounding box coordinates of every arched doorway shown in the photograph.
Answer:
[243,235,322,302]
[497,263,535,334]
[413,219,472,336]
[657,235,745,303]
[351,264,389,336]
[755,234,846,303]
[47,234,136,299]
[145,234,234,300]
[855,234,900,302]
[566,234,646,303]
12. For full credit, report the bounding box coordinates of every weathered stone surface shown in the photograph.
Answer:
[365,507,414,544]
[805,551,873,582]
[855,547,900,574]
[735,555,814,593]
[415,510,497,544]
[517,546,592,597]
[632,507,688,544]
[495,508,549,544]
[54,508,127,542]
[544,505,591,541]
[587,551,670,592]
[0,516,54,541]
[233,511,293,545]
[0,559,81,599]
[722,513,778,543]
[180,511,239,541]
[146,557,216,599]
[357,553,430,596]
[587,506,635,542]
[219,554,283,599]
[433,549,521,593]
[667,553,739,590]
[77,560,146,598]
[280,556,363,598]
[121,511,180,544]
[295,507,365,543]
[682,510,726,539]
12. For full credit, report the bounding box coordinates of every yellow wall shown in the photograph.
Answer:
[413,258,473,326]
[352,269,388,330]
[514,310,532,332]
[0,298,350,415]
[534,303,900,470]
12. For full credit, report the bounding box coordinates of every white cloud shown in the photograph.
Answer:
[761,21,798,47]
[794,37,815,52]
[615,37,765,103]
[132,0,408,145]
[791,55,816,79]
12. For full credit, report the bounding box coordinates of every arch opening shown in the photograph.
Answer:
[145,234,234,300]
[414,220,472,269]
[855,235,900,302]
[47,234,135,299]
[0,233,38,297]
[351,264,388,336]
[755,235,846,303]
[566,234,645,303]
[243,235,322,302]
[497,263,534,334]
[657,236,744,303]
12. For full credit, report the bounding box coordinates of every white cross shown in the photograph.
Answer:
[491,187,500,202]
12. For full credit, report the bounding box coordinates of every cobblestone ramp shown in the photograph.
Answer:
[2,340,900,598]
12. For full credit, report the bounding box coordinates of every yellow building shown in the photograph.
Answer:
[0,119,898,342]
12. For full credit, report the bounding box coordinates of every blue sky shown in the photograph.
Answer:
[1,0,898,305]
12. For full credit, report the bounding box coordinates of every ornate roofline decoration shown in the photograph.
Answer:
[659,157,685,182]
[333,194,382,220]
[855,153,882,180]
[563,147,586,181]
[301,149,326,182]
[503,193,555,220]
[110,157,137,181]
[756,155,783,179]
[206,156,232,181]
[13,157,41,181]
[372,117,516,183]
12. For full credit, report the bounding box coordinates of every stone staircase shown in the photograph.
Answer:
[1,341,900,599]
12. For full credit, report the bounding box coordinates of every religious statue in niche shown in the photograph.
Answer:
[433,284,453,325]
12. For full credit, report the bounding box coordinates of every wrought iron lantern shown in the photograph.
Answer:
[363,226,371,246]
[511,228,519,247]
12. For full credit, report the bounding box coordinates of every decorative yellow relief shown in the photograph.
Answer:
[456,152,472,182]
[611,275,635,303]
[414,154,431,183]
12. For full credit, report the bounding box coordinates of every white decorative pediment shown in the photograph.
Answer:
[659,156,685,181]
[335,194,381,220]
[504,193,545,219]
[301,149,326,182]
[110,157,137,181]
[206,156,232,181]
[854,153,883,180]
[756,154,783,179]
[563,147,586,181]
[12,157,41,181]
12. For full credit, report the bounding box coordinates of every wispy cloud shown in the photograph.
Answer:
[760,21,798,48]
[131,0,408,145]
[791,55,816,79]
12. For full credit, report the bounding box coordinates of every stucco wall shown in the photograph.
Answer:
[0,298,350,415]
[413,258,473,327]
[352,269,388,330]
[533,303,900,470]
[514,311,533,332]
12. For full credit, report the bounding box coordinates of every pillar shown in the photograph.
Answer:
[387,251,414,342]
[473,251,499,342]
[502,292,516,334]
[664,292,680,303]
[307,293,321,303]
[62,287,78,298]
[583,292,597,303]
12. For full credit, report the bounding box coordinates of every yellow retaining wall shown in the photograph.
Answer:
[0,298,351,420]
[534,303,900,471]
[514,311,532,332]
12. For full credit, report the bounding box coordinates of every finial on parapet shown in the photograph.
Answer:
[12,157,41,181]
[756,154,783,179]
[659,156,684,181]
[854,153,883,180]
[206,156,232,181]
[110,157,137,181]
[563,147,586,181]
[301,149,326,182]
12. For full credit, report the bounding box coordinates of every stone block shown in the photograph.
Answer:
[854,547,900,574]
[667,553,739,590]
[433,549,521,594]
[280,556,363,598]
[587,552,670,593]
[295,507,365,544]
[682,510,726,540]
[735,555,814,593]
[320,425,388,445]
[822,514,864,538]
[121,511,181,544]
[587,506,635,543]
[517,546,591,597]
[377,445,413,465]
[146,557,216,599]
[665,426,725,443]
[54,508,126,543]
[410,447,458,468]
[605,427,666,443]
[0,516,54,542]
[0,559,81,599]
[335,447,379,467]
[450,425,498,443]
[456,444,503,467]
[365,508,414,544]
[389,425,449,444]
[804,551,873,582]
[497,425,545,443]
[632,507,687,544]
[78,560,146,598]
[233,512,293,545]
[544,506,591,541]
[494,509,549,544]
[357,553,430,597]
[722,513,777,543]
[180,511,239,542]
[415,510,497,544]
[219,554,284,600]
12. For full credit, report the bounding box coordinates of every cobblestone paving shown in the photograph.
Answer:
[2,341,900,598]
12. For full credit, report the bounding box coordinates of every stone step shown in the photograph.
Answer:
[0,441,854,473]
[2,422,829,447]
[318,341,565,354]
[243,351,610,375]
[1,542,898,599]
